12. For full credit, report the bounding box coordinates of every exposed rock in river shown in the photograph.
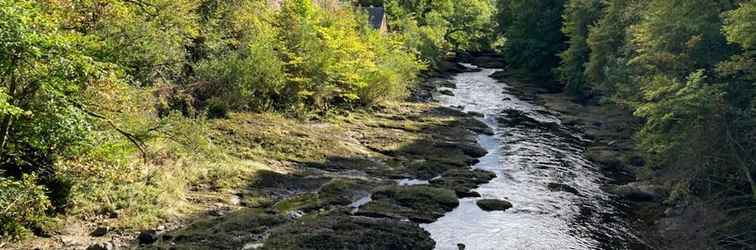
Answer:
[356,185,459,223]
[476,199,513,212]
[547,183,581,196]
[261,215,435,250]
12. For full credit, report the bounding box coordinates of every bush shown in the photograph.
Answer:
[0,175,51,240]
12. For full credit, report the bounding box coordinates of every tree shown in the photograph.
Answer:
[584,0,646,99]
[558,0,603,97]
[720,0,756,201]
[497,0,567,79]
[443,0,494,52]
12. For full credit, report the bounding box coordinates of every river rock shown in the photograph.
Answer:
[467,111,485,118]
[489,70,512,80]
[261,215,435,250]
[547,183,580,196]
[438,80,457,89]
[439,89,455,96]
[607,183,660,202]
[430,169,496,198]
[438,142,488,158]
[357,186,459,223]
[476,199,513,211]
[460,117,495,135]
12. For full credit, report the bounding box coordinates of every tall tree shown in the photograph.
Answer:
[497,0,567,80]
[558,0,603,97]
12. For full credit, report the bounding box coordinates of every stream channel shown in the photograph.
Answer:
[420,65,646,250]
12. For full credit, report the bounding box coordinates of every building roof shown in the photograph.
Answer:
[365,6,386,30]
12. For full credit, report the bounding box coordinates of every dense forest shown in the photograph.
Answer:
[1,0,755,249]
[498,0,756,247]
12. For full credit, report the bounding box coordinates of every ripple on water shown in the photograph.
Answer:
[422,65,644,250]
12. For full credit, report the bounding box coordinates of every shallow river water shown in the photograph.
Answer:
[421,65,645,250]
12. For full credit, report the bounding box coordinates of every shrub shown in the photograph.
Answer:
[0,175,51,240]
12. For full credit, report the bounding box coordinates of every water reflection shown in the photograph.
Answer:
[421,65,643,250]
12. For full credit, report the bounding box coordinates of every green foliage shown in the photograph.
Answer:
[630,0,735,78]
[0,88,22,116]
[584,0,646,98]
[558,0,603,97]
[57,0,201,85]
[442,0,495,51]
[634,71,725,164]
[497,0,756,246]
[0,174,51,240]
[384,0,495,63]
[0,0,109,172]
[0,0,489,241]
[724,1,756,51]
[497,0,567,79]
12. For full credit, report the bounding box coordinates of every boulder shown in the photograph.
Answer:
[476,199,513,211]
[438,80,457,89]
[356,186,459,223]
[262,215,434,250]
[430,169,496,198]
[439,89,455,96]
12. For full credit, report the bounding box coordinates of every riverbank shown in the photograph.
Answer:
[4,62,493,250]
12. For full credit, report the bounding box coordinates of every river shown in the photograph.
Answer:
[421,65,646,250]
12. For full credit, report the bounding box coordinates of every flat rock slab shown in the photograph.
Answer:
[261,215,434,250]
[476,199,513,211]
[357,185,459,223]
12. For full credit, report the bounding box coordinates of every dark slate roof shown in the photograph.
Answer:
[366,6,385,29]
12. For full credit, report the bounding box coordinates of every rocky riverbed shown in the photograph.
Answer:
[42,58,662,250]
[128,62,496,250]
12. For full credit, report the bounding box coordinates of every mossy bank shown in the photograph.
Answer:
[5,62,493,249]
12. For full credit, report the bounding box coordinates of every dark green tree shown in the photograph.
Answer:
[558,0,603,98]
[497,0,567,80]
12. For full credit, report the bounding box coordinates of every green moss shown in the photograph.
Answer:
[356,185,459,223]
[273,193,321,213]
[156,209,287,250]
[261,215,434,250]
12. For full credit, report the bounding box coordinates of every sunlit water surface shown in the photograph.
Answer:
[421,65,644,250]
